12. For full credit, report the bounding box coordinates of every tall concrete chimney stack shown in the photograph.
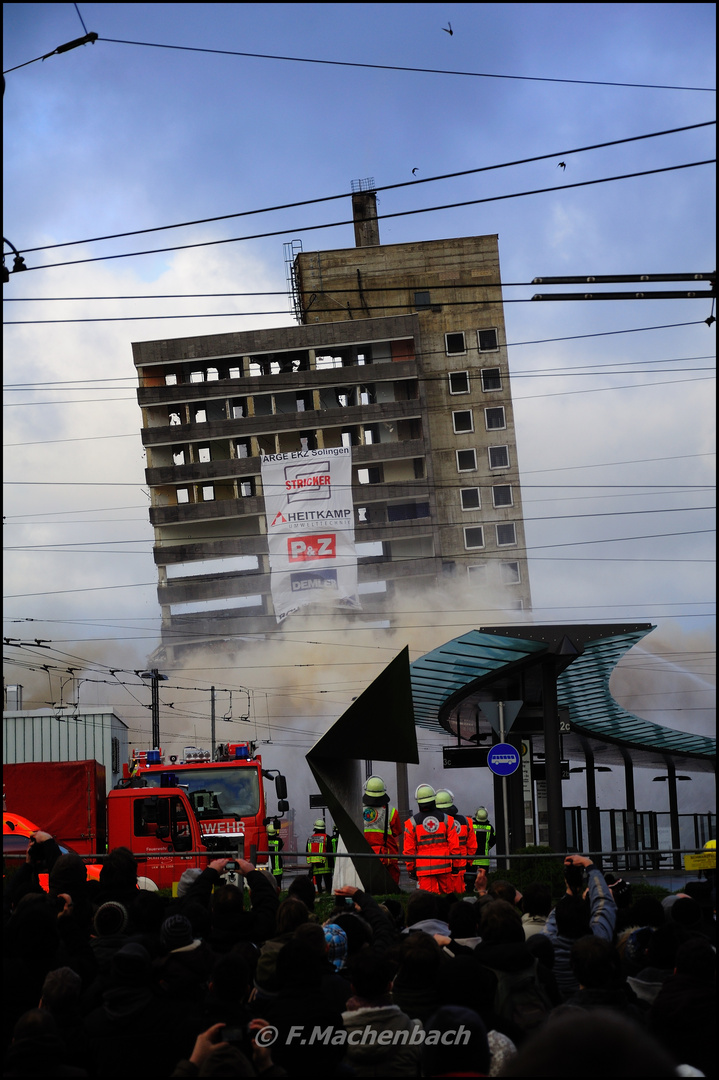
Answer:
[351,178,380,247]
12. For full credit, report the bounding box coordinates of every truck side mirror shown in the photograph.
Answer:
[277,800,289,813]
[275,774,288,800]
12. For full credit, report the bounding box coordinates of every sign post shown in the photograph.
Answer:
[486,702,522,869]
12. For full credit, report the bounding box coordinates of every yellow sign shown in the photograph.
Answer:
[683,851,716,871]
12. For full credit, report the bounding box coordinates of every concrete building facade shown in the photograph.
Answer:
[133,191,532,656]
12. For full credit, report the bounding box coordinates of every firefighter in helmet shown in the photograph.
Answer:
[362,775,402,885]
[403,783,460,894]
[306,817,332,893]
[435,789,477,893]
[266,821,284,889]
[466,806,496,894]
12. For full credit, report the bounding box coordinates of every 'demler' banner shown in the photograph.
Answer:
[261,447,361,622]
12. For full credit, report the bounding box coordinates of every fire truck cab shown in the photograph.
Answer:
[121,743,288,884]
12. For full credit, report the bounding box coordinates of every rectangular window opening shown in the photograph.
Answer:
[481,367,502,391]
[485,406,506,431]
[478,328,499,352]
[461,488,481,511]
[445,332,467,356]
[449,371,470,394]
[456,448,477,472]
[500,561,521,584]
[452,410,474,434]
[496,522,517,546]
[464,526,485,550]
[492,485,513,508]
[488,445,510,470]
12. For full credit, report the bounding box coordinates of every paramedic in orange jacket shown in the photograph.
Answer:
[362,774,402,885]
[403,783,461,894]
[435,789,478,893]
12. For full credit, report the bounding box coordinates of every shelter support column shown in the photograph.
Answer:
[541,657,566,853]
[620,748,638,870]
[665,756,682,871]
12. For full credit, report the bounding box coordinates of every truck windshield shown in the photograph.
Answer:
[142,767,260,820]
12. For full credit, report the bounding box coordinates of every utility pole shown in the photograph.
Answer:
[140,669,168,750]
[211,686,216,758]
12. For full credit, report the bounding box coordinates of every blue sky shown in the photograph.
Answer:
[3,4,715,822]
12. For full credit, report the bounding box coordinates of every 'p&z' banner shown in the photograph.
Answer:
[260,447,361,622]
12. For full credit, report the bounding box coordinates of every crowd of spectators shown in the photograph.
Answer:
[2,835,716,1077]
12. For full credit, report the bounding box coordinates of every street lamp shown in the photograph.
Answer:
[139,669,168,750]
[569,766,613,773]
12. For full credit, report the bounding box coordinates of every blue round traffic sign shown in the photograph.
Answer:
[487,742,521,776]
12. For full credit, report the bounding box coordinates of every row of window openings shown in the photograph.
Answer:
[166,382,417,426]
[464,565,520,591]
[169,419,423,468]
[452,406,505,435]
[462,485,513,510]
[176,481,254,504]
[161,348,375,384]
[458,445,510,472]
[466,560,522,586]
[465,523,518,550]
[449,368,501,395]
[409,308,500,357]
[164,375,499,429]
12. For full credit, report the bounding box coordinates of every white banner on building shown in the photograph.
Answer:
[261,447,361,622]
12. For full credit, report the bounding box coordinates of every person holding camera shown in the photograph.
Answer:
[542,854,618,1000]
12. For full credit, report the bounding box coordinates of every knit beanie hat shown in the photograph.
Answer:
[93,901,129,937]
[177,868,203,898]
[111,942,151,983]
[160,913,195,951]
[323,923,348,971]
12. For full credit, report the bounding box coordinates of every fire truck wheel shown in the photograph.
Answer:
[136,876,159,891]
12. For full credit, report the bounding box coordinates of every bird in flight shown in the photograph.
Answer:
[443,22,453,35]
[412,168,419,175]
[557,162,566,170]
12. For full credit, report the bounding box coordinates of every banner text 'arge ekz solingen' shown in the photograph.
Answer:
[261,447,361,622]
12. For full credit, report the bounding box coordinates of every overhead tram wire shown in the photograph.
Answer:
[4,26,714,89]
[9,121,715,256]
[5,159,714,275]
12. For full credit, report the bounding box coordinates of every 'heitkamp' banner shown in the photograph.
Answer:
[261,447,361,622]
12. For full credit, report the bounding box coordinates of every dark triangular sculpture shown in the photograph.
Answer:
[306,646,418,894]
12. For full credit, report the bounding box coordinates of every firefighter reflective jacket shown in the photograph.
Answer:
[452,813,478,870]
[471,822,496,867]
[307,831,329,873]
[268,835,284,877]
[403,809,461,878]
[363,803,402,854]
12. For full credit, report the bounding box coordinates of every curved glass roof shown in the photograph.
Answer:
[410,624,716,771]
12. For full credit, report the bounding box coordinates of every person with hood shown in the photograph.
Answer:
[362,775,403,886]
[3,1008,89,1078]
[341,949,423,1076]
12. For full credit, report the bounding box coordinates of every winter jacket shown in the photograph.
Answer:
[542,867,617,1000]
[341,1003,424,1076]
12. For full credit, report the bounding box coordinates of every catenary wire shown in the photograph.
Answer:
[9,121,715,255]
[7,160,714,274]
